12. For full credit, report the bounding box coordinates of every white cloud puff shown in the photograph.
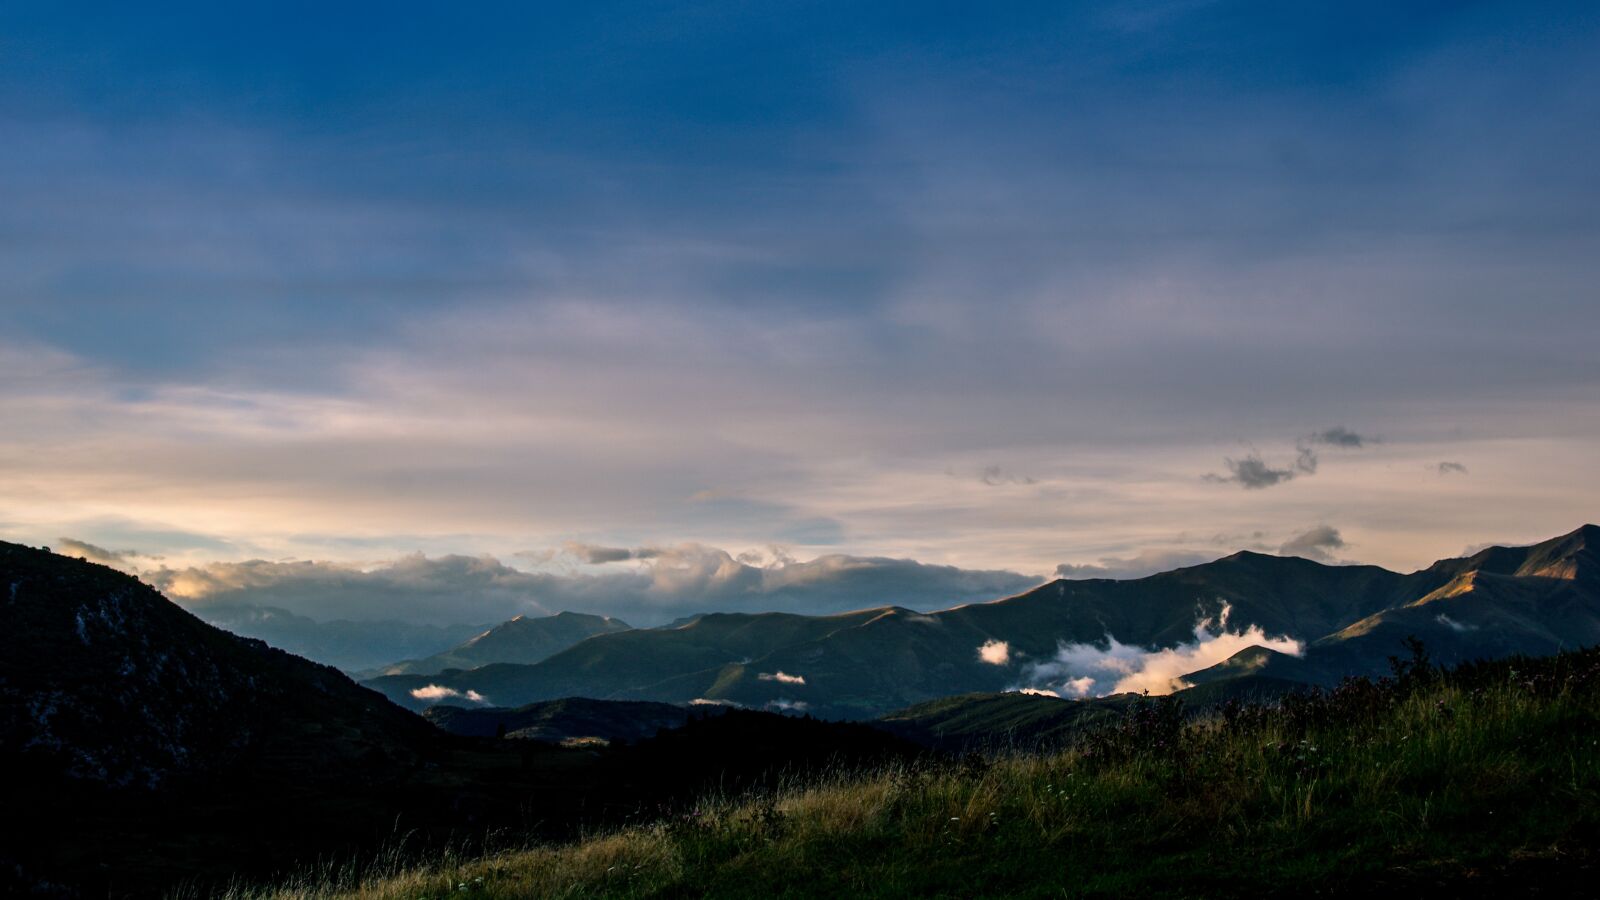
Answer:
[1020,604,1302,697]
[410,684,489,704]
[977,639,1011,665]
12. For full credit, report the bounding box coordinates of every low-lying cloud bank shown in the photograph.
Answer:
[1017,604,1303,698]
[143,544,1039,626]
[410,684,489,704]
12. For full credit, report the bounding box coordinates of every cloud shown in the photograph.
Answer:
[148,554,556,625]
[1054,549,1217,580]
[1013,687,1064,698]
[1059,676,1098,698]
[2,4,1600,604]
[562,542,660,564]
[410,685,489,704]
[978,465,1036,486]
[1018,604,1303,697]
[1307,426,1374,448]
[567,544,636,564]
[1205,426,1374,489]
[765,699,809,713]
[758,670,806,684]
[1277,525,1346,563]
[54,537,159,571]
[1206,451,1300,489]
[977,639,1011,665]
[519,543,663,565]
[690,698,742,707]
[1435,613,1477,632]
[148,545,1040,626]
[1436,461,1468,475]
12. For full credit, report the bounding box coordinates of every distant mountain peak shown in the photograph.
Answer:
[1218,549,1325,567]
[1448,523,1600,582]
[375,610,633,677]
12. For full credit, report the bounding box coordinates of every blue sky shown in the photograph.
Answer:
[3,2,1598,624]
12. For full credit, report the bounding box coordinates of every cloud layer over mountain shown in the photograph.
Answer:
[148,545,1040,626]
[1019,604,1304,697]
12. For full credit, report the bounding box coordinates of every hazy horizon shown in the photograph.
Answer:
[27,523,1593,630]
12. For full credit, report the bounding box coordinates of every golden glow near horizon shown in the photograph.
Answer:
[5,331,1595,626]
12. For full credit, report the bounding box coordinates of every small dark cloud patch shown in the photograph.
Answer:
[1206,426,1373,489]
[1308,426,1375,448]
[1278,525,1346,562]
[1436,461,1468,475]
[1205,452,1300,489]
[559,543,666,564]
[978,465,1036,486]
[567,544,638,564]
[1294,445,1320,475]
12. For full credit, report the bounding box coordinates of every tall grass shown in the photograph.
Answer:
[199,648,1600,898]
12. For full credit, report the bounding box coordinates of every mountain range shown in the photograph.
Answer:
[362,525,1600,718]
[365,610,631,678]
[195,603,489,672]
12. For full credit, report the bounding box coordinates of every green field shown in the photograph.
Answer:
[206,646,1600,899]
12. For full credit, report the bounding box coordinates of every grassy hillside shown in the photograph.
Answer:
[423,697,706,743]
[874,691,1129,752]
[219,646,1600,898]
